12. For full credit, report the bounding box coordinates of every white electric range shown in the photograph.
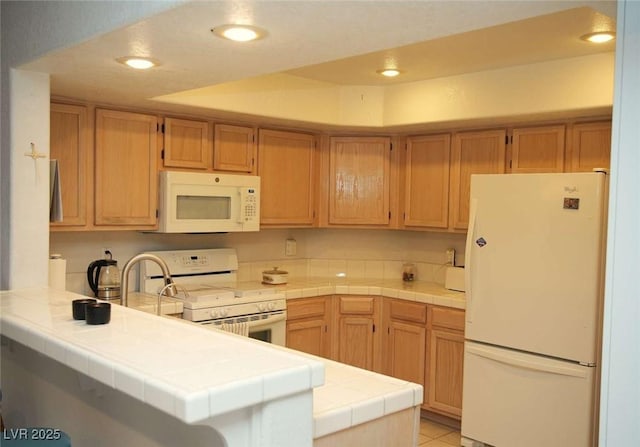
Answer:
[139,248,286,345]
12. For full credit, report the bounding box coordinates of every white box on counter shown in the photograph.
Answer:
[445,266,465,292]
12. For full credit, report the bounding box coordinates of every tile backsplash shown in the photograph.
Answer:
[237,258,450,284]
[51,227,465,295]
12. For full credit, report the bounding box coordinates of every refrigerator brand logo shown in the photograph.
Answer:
[475,237,487,247]
[564,186,578,193]
[564,198,580,210]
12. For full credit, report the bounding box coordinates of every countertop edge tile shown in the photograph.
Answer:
[314,406,352,439]
[87,352,116,387]
[144,375,179,418]
[384,387,417,415]
[209,376,263,417]
[351,396,386,426]
[277,279,465,309]
[176,390,211,424]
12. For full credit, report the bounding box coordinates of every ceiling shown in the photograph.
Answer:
[22,1,616,123]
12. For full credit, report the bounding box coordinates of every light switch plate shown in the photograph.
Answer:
[285,239,297,256]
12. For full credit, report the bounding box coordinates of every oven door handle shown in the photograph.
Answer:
[247,312,286,328]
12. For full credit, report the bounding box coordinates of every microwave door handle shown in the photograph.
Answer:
[237,189,245,224]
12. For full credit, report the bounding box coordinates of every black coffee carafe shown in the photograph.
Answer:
[87,250,121,300]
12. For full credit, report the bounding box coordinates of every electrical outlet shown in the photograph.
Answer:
[285,239,297,256]
[446,248,456,266]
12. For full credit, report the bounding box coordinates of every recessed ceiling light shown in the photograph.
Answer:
[116,56,159,70]
[211,24,266,42]
[580,32,616,43]
[377,68,402,77]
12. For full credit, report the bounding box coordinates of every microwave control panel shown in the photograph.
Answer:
[240,188,258,223]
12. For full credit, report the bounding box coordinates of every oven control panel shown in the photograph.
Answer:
[183,298,286,322]
[140,248,239,279]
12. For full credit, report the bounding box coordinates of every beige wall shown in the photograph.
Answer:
[155,53,614,127]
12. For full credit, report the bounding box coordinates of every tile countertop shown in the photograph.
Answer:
[235,277,466,310]
[312,356,423,439]
[0,287,424,440]
[0,287,324,424]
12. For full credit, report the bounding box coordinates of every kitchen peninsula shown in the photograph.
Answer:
[0,288,423,447]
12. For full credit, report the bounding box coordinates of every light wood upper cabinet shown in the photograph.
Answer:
[95,109,158,228]
[286,296,332,359]
[258,129,316,226]
[50,103,89,228]
[568,121,612,172]
[162,117,210,170]
[403,134,451,229]
[426,306,465,418]
[213,124,256,173]
[334,295,381,372]
[449,129,506,230]
[329,136,392,226]
[510,125,565,173]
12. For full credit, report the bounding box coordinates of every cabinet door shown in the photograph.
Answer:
[383,299,427,386]
[335,295,380,371]
[287,319,329,358]
[163,117,209,169]
[404,134,451,229]
[510,125,565,173]
[95,109,158,227]
[449,129,506,230]
[213,124,255,173]
[258,129,316,226]
[568,121,611,172]
[427,328,464,417]
[329,137,391,225]
[386,320,426,385]
[286,296,331,358]
[338,315,375,370]
[50,103,89,228]
[426,306,465,418]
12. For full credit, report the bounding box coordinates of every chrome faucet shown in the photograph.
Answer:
[120,253,178,313]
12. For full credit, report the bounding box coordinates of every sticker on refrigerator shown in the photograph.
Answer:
[475,237,487,247]
[563,198,580,210]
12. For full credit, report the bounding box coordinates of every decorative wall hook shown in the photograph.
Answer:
[24,142,47,160]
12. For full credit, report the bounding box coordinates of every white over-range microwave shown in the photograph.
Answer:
[156,171,260,233]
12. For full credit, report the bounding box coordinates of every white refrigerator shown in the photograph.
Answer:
[460,172,608,447]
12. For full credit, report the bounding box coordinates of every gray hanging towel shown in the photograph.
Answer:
[50,159,63,222]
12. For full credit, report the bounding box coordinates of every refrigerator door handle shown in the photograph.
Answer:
[466,343,588,378]
[465,198,478,323]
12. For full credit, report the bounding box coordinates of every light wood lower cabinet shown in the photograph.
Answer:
[382,299,427,387]
[425,306,465,418]
[286,295,465,420]
[334,295,382,372]
[286,296,332,359]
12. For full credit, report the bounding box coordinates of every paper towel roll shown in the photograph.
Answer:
[49,254,66,291]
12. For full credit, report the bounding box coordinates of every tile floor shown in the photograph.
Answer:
[418,418,461,447]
